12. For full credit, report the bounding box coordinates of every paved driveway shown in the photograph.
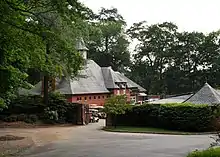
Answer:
[22,120,212,157]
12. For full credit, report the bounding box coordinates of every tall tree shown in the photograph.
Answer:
[127,21,220,95]
[87,8,130,72]
[127,22,178,94]
[0,0,91,106]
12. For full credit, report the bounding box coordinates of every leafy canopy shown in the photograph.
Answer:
[103,95,132,115]
[0,0,92,107]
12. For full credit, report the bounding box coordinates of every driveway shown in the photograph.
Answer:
[22,120,212,157]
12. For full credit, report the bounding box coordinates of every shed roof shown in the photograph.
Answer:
[150,94,192,104]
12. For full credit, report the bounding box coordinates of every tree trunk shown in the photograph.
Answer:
[43,37,49,105]
[43,75,49,105]
[105,36,109,53]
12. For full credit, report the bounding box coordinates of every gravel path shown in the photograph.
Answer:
[21,120,212,157]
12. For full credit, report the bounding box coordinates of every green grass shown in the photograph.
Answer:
[187,147,220,157]
[103,126,213,135]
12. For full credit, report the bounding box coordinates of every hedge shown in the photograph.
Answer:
[114,103,217,132]
[0,93,79,124]
[187,147,220,157]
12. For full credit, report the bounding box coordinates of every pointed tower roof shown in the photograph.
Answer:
[184,83,220,105]
[75,37,88,51]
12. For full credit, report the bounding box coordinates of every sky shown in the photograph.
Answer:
[81,0,220,33]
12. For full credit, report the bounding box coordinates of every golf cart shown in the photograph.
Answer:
[89,109,99,123]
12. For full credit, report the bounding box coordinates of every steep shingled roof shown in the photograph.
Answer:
[115,72,146,92]
[19,60,146,95]
[184,83,220,105]
[101,67,120,89]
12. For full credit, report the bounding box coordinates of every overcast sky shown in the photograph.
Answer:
[81,0,220,33]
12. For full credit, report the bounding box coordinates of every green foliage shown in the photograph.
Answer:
[0,98,5,109]
[187,148,220,157]
[3,115,18,122]
[5,96,45,115]
[103,95,132,115]
[17,114,27,121]
[127,21,220,95]
[158,103,213,131]
[115,103,215,132]
[0,0,90,106]
[0,92,78,124]
[43,107,59,123]
[2,114,38,123]
[88,8,130,72]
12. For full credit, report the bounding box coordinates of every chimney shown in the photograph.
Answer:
[76,37,88,60]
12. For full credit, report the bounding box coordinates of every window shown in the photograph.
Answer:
[84,97,87,100]
[89,96,91,100]
[102,96,105,99]
[98,96,100,99]
[94,96,96,99]
[123,89,126,94]
[77,97,79,101]
[117,90,120,95]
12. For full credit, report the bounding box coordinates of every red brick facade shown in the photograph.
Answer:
[67,88,132,106]
[68,93,110,106]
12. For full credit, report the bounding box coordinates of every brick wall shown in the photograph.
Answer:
[112,89,131,102]
[69,93,110,106]
[68,88,133,106]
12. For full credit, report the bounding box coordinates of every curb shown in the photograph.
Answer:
[102,127,217,135]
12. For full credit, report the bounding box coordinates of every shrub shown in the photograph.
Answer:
[104,95,132,127]
[1,92,79,124]
[42,107,59,123]
[47,93,69,121]
[2,96,44,115]
[28,114,38,123]
[187,147,220,157]
[158,103,213,132]
[17,114,27,121]
[3,115,17,122]
[114,103,215,132]
[65,103,78,123]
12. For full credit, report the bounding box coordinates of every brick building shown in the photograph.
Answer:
[20,38,146,106]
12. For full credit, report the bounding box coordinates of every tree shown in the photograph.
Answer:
[127,22,178,94]
[0,0,91,106]
[127,21,220,95]
[103,95,131,127]
[87,8,130,72]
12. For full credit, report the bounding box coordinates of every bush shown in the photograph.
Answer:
[47,93,69,120]
[2,96,44,115]
[42,107,59,123]
[158,103,214,132]
[17,114,27,121]
[0,92,79,124]
[187,147,220,157]
[3,115,18,122]
[115,103,215,132]
[28,114,38,123]
[65,103,78,123]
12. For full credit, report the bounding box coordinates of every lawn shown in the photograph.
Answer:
[103,126,213,135]
[187,147,220,157]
